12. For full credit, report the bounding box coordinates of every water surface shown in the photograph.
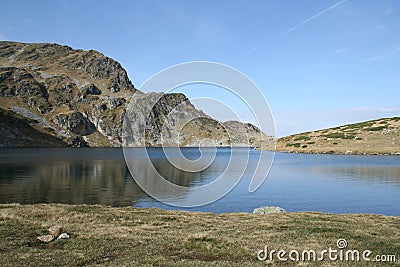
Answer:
[0,148,399,215]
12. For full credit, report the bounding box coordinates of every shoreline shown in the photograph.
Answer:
[1,146,400,156]
[272,149,400,156]
[1,203,399,266]
[1,202,399,216]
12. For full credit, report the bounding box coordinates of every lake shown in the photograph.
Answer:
[0,148,399,215]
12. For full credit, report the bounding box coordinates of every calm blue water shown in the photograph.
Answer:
[0,148,399,215]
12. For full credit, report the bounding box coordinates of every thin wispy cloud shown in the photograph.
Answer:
[333,46,353,55]
[368,47,400,62]
[279,0,349,37]
[248,0,349,53]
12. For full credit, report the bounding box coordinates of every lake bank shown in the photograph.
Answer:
[0,203,399,266]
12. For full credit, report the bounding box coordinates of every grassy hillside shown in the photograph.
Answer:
[0,204,399,266]
[277,117,400,155]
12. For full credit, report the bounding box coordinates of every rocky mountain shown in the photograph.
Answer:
[0,41,270,148]
[276,117,400,155]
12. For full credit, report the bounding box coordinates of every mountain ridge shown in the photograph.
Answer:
[0,41,270,148]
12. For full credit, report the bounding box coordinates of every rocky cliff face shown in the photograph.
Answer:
[0,41,270,148]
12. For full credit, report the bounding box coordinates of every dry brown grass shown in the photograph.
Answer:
[0,204,399,266]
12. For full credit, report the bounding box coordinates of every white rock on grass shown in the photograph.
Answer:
[58,233,70,239]
[253,206,286,214]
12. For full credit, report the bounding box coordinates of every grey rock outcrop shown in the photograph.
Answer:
[124,92,209,146]
[53,112,96,136]
[0,67,52,114]
[108,97,125,110]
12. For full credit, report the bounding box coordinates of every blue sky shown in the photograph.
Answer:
[1,0,399,136]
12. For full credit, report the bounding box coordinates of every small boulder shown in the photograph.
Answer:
[58,233,70,239]
[48,225,63,238]
[253,206,286,214]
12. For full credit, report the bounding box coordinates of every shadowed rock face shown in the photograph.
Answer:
[82,84,102,96]
[0,41,270,148]
[0,107,67,147]
[0,67,48,98]
[53,112,96,136]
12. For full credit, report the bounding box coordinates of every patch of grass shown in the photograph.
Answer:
[342,121,373,130]
[181,234,250,262]
[323,133,356,139]
[286,143,301,148]
[364,126,386,131]
[307,141,315,145]
[65,204,107,215]
[293,135,311,141]
[159,215,178,222]
[322,133,342,139]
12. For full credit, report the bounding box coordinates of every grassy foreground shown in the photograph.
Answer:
[0,204,399,266]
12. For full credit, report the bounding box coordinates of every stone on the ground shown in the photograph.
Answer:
[58,233,70,239]
[253,206,286,214]
[48,225,63,238]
